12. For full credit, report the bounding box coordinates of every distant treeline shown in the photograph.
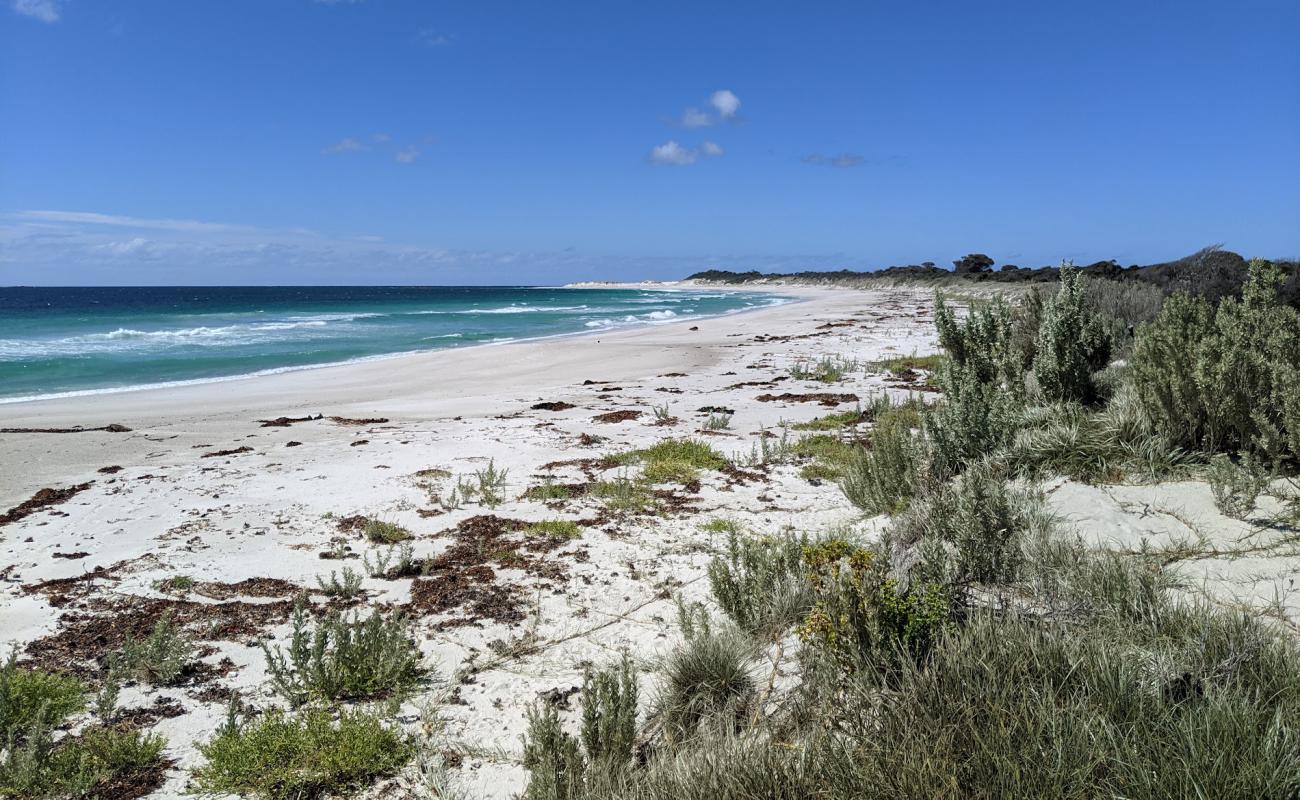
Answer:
[688,246,1300,306]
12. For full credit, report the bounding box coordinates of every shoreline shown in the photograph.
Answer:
[0,286,805,407]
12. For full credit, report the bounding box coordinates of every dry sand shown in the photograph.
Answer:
[0,284,1294,799]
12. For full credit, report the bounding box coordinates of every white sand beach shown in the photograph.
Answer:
[1,285,1295,798]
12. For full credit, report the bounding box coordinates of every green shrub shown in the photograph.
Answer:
[874,353,946,376]
[529,519,582,539]
[1033,265,1113,404]
[1130,259,1300,460]
[840,407,926,515]
[591,475,657,514]
[799,543,950,679]
[789,355,858,383]
[0,655,84,742]
[790,433,860,481]
[262,606,424,707]
[316,566,365,598]
[522,659,638,800]
[192,706,410,800]
[364,518,412,544]
[707,533,810,639]
[934,293,1025,391]
[118,612,193,686]
[1206,453,1269,519]
[890,466,1041,585]
[1081,274,1165,355]
[924,358,1022,478]
[613,439,729,471]
[525,480,572,501]
[0,722,165,799]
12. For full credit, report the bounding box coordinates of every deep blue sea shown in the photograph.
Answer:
[0,286,790,403]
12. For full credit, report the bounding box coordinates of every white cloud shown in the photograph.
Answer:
[17,210,246,233]
[648,140,723,166]
[802,152,865,168]
[371,132,391,143]
[322,137,367,154]
[11,0,61,22]
[649,141,697,165]
[680,108,713,128]
[395,146,420,164]
[709,89,740,119]
[417,28,453,46]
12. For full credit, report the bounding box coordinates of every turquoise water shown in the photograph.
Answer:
[0,286,790,403]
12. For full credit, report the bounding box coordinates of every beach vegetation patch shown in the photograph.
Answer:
[527,519,581,540]
[117,612,194,686]
[192,706,410,800]
[364,518,413,544]
[789,354,858,383]
[315,566,365,599]
[708,532,810,640]
[0,655,84,741]
[262,606,424,707]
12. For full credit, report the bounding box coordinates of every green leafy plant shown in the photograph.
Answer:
[364,518,412,544]
[0,654,84,742]
[192,706,410,800]
[707,532,810,639]
[118,612,193,686]
[840,406,926,515]
[1033,264,1113,404]
[262,606,424,707]
[316,566,365,598]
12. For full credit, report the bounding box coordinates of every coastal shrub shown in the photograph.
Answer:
[702,411,733,431]
[840,406,926,515]
[591,475,658,514]
[0,655,84,742]
[707,532,810,639]
[525,479,573,502]
[933,293,1025,391]
[522,658,638,800]
[1033,265,1112,404]
[613,439,728,471]
[889,466,1042,586]
[0,721,166,800]
[1009,286,1045,368]
[262,606,424,707]
[528,519,582,539]
[192,706,410,800]
[363,518,412,544]
[924,358,1022,478]
[118,611,193,686]
[315,566,365,598]
[1206,453,1269,520]
[362,542,418,579]
[1081,274,1165,354]
[800,541,950,680]
[473,459,510,507]
[790,433,860,481]
[1130,259,1300,460]
[656,622,756,744]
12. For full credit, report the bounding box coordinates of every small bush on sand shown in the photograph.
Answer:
[1130,259,1300,460]
[707,532,810,639]
[0,655,84,742]
[525,480,572,502]
[924,358,1022,478]
[263,606,424,707]
[1033,265,1113,404]
[591,475,658,514]
[118,611,194,686]
[192,706,410,800]
[889,466,1043,586]
[528,519,582,539]
[0,721,166,799]
[522,658,638,800]
[613,439,728,471]
[316,566,365,599]
[364,518,412,544]
[799,541,950,680]
[1206,452,1270,520]
[840,407,927,515]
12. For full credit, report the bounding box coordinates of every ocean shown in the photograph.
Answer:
[0,286,790,403]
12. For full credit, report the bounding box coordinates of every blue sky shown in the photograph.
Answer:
[1,0,1297,285]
